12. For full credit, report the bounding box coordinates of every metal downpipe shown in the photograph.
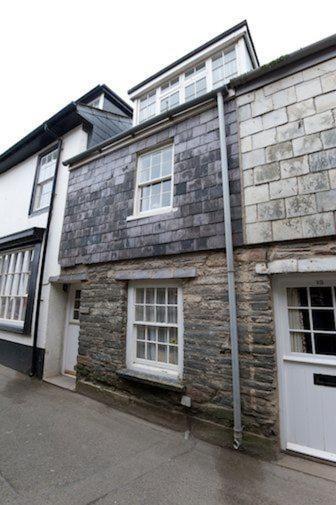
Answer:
[217,91,243,449]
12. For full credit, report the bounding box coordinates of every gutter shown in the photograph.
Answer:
[30,124,63,377]
[217,89,243,449]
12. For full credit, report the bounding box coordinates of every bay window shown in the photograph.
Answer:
[0,247,34,329]
[127,282,183,377]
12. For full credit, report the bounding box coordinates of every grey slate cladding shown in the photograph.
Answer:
[59,102,241,267]
[77,105,132,149]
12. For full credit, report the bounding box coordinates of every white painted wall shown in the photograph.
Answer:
[0,126,88,354]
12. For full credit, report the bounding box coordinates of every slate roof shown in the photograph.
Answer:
[0,84,132,175]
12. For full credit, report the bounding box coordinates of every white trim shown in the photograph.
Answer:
[287,443,336,463]
[132,144,174,218]
[126,207,178,222]
[126,280,184,380]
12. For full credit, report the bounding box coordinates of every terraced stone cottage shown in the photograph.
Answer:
[58,22,336,461]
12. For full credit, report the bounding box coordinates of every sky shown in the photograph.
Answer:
[0,0,335,152]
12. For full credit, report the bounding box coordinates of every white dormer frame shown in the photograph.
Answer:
[131,26,258,125]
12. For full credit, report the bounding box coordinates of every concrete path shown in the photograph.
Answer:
[0,365,335,505]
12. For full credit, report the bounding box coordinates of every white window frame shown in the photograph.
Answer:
[133,39,244,125]
[0,246,34,329]
[131,144,175,219]
[30,146,58,214]
[126,280,184,379]
[159,77,180,113]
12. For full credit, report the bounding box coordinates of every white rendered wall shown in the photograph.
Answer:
[0,126,88,351]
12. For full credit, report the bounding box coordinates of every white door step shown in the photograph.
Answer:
[44,374,76,391]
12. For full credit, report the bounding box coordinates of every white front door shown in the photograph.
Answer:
[63,285,81,376]
[274,274,336,463]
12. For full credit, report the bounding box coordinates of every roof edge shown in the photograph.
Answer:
[230,32,336,93]
[64,85,230,167]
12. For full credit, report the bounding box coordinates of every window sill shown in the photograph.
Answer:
[0,322,26,335]
[117,368,185,392]
[126,208,178,222]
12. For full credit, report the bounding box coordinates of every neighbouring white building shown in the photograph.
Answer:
[0,84,132,380]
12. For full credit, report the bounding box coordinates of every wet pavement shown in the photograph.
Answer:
[0,364,335,504]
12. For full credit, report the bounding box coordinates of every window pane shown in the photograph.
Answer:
[287,288,308,307]
[168,288,177,305]
[137,325,146,340]
[158,327,168,343]
[312,310,335,331]
[147,343,156,360]
[139,167,150,184]
[169,327,178,344]
[158,345,167,363]
[157,288,166,304]
[314,333,336,356]
[136,288,144,303]
[150,194,161,209]
[195,78,206,95]
[146,288,155,304]
[147,326,157,341]
[185,83,194,101]
[288,309,310,330]
[140,197,150,212]
[156,306,166,323]
[290,332,313,353]
[167,306,177,324]
[135,305,144,321]
[310,287,333,307]
[137,341,146,359]
[169,346,178,365]
[145,305,155,322]
[161,192,171,207]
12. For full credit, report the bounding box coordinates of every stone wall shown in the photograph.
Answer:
[71,237,336,455]
[60,102,241,268]
[69,248,277,451]
[237,56,336,244]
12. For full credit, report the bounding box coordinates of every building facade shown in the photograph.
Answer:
[18,21,336,462]
[0,85,132,379]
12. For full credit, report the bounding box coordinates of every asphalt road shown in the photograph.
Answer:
[0,364,335,505]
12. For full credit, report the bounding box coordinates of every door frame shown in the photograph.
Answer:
[273,272,336,454]
[62,284,81,376]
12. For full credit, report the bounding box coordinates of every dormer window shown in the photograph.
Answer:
[131,24,257,126]
[212,47,237,88]
[139,91,156,123]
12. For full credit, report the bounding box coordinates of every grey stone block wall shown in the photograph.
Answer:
[237,56,336,244]
[60,102,241,267]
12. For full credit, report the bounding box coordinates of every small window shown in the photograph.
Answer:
[73,289,81,320]
[0,247,34,327]
[139,91,156,123]
[212,47,237,88]
[135,145,173,215]
[287,286,336,356]
[31,148,58,213]
[127,283,183,376]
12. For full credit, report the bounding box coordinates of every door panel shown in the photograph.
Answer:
[63,286,81,375]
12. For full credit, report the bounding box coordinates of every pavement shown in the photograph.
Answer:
[0,365,336,505]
